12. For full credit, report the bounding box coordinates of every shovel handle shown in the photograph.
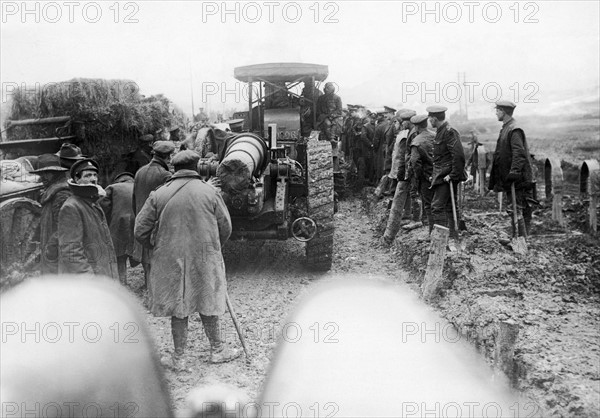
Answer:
[510,183,520,237]
[448,180,459,230]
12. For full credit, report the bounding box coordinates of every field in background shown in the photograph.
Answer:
[456,114,599,166]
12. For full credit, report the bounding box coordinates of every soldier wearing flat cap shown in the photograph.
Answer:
[30,155,70,275]
[99,172,137,285]
[489,101,534,236]
[427,105,466,242]
[135,150,240,370]
[132,140,174,285]
[57,159,118,280]
[56,143,85,169]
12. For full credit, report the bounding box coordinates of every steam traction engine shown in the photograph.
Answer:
[198,63,334,270]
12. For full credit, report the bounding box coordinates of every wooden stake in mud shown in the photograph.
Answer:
[422,225,450,301]
[510,183,528,255]
[225,292,250,359]
[495,319,520,387]
[477,145,488,196]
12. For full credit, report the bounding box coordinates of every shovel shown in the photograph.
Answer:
[510,183,528,255]
[448,180,460,251]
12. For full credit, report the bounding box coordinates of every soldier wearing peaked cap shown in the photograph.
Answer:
[427,105,466,243]
[132,141,174,285]
[489,101,534,237]
[406,114,436,232]
[135,148,241,369]
[57,158,119,280]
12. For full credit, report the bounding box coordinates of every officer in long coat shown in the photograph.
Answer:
[489,100,534,236]
[427,106,466,241]
[134,150,240,369]
[100,172,137,285]
[30,155,70,275]
[58,159,118,280]
[132,141,174,285]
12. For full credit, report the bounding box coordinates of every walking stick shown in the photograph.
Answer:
[225,292,250,359]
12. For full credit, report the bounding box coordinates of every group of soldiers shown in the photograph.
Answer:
[335,100,534,248]
[33,136,240,371]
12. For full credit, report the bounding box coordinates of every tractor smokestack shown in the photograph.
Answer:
[216,134,268,194]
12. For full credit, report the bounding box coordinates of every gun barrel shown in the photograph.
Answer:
[216,133,267,194]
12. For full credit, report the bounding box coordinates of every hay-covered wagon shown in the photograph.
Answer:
[0,78,185,283]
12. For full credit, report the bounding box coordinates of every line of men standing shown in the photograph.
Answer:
[378,101,533,247]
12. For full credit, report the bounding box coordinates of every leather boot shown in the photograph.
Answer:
[517,219,528,239]
[168,316,189,371]
[201,315,241,364]
[411,198,422,222]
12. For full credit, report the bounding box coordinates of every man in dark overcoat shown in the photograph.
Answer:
[489,101,534,236]
[135,150,240,369]
[132,141,174,285]
[427,105,466,242]
[99,172,137,285]
[30,154,70,275]
[58,159,118,280]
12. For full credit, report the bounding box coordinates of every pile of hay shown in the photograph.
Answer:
[5,78,186,184]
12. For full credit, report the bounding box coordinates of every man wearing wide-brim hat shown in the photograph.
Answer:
[488,100,534,236]
[30,154,70,275]
[99,172,138,285]
[135,150,241,369]
[132,140,175,286]
[56,143,85,169]
[426,105,467,244]
[57,158,119,280]
[125,134,154,175]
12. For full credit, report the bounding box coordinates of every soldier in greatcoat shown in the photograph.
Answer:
[58,159,118,280]
[135,150,240,370]
[427,105,467,243]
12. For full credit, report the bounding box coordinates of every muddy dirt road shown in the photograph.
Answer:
[127,196,405,414]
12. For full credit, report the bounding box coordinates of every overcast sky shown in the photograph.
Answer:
[2,1,599,118]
